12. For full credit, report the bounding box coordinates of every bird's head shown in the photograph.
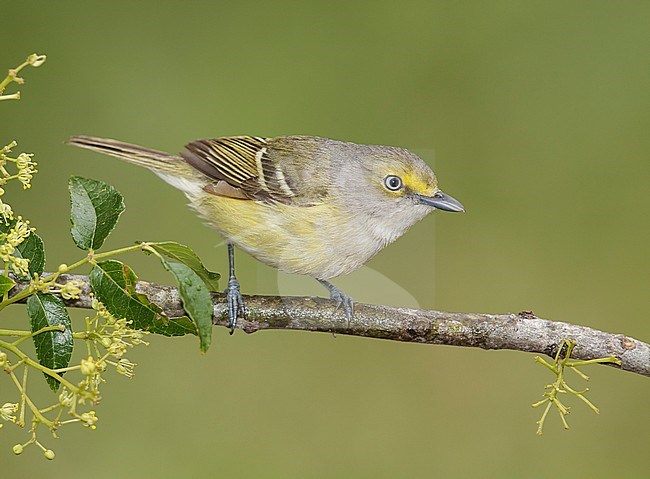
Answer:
[371,148,465,213]
[334,143,464,245]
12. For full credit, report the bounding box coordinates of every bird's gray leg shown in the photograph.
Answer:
[317,279,354,325]
[223,243,245,334]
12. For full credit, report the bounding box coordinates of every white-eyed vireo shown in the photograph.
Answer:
[68,135,464,331]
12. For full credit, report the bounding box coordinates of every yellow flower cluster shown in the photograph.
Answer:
[0,141,38,192]
[0,216,34,276]
[46,277,85,300]
[0,140,39,228]
[15,153,37,189]
[2,296,149,458]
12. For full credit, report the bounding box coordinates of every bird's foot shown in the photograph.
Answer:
[318,279,354,326]
[224,276,245,334]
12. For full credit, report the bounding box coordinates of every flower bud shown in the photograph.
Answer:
[1,141,17,153]
[27,54,47,67]
[80,357,96,376]
[0,402,18,422]
[16,153,32,170]
[59,390,74,407]
[61,279,83,300]
[116,358,136,378]
[80,410,98,429]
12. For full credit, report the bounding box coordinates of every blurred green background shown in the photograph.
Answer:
[2,1,649,477]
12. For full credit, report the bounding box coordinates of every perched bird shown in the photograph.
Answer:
[68,135,464,331]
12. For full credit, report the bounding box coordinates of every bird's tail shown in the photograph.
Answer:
[67,135,186,176]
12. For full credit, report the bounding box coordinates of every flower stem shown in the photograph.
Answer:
[10,325,65,346]
[8,369,53,428]
[55,242,148,276]
[0,338,88,398]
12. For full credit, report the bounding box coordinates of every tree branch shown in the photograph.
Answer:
[11,274,650,377]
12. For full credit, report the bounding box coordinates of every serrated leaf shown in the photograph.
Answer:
[0,218,45,279]
[0,275,15,295]
[90,259,198,337]
[160,259,213,352]
[69,176,125,250]
[26,293,73,391]
[146,241,220,291]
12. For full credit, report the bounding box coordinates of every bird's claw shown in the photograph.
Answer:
[318,279,354,326]
[225,276,245,334]
[330,289,354,324]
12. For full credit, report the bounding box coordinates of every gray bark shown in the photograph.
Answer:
[11,274,649,377]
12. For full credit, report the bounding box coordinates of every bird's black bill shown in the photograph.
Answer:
[416,191,465,212]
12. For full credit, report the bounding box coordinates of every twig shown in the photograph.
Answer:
[8,273,650,378]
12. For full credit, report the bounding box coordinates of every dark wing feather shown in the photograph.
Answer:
[181,136,327,205]
[181,137,261,185]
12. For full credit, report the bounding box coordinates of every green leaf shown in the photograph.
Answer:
[160,259,213,352]
[16,229,46,277]
[0,218,45,279]
[26,293,73,391]
[90,259,198,337]
[69,176,125,250]
[146,241,220,291]
[0,275,15,295]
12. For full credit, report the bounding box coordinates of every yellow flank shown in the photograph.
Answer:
[194,194,373,279]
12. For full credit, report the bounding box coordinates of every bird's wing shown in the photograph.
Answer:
[181,136,328,205]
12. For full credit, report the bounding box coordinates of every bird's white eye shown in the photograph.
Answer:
[383,175,403,191]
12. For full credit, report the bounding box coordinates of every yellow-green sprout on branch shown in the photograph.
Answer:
[0,53,46,101]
